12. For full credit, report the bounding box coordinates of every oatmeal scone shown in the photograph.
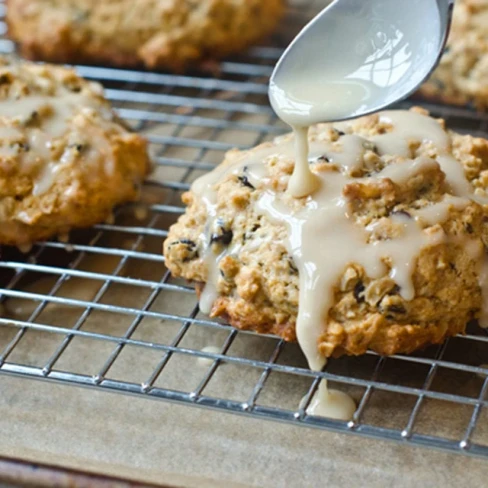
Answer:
[420,0,488,108]
[0,57,150,247]
[6,0,284,71]
[164,108,488,359]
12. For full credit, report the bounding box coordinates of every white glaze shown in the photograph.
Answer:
[197,346,222,367]
[198,192,221,315]
[413,195,469,226]
[301,380,356,421]
[134,205,149,221]
[33,161,57,196]
[287,127,321,198]
[17,243,32,254]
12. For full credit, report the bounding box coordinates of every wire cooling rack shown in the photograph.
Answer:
[2,0,488,460]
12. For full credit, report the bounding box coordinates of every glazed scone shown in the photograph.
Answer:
[164,107,488,361]
[6,0,284,71]
[0,57,149,247]
[420,0,488,108]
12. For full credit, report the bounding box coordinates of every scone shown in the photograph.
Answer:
[420,0,488,108]
[164,107,488,363]
[6,0,285,71]
[0,57,150,247]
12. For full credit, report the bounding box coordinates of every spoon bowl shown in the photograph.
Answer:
[269,0,454,127]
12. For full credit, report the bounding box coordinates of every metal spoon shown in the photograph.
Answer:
[269,0,454,126]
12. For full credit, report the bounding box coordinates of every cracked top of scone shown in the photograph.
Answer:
[0,56,150,247]
[164,107,488,361]
[420,0,488,108]
[6,0,284,71]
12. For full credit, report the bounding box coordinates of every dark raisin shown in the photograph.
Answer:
[288,257,298,274]
[69,143,85,152]
[390,284,401,295]
[0,74,11,85]
[387,304,406,314]
[433,79,445,90]
[363,141,377,152]
[353,281,365,303]
[243,223,260,243]
[391,210,411,219]
[179,239,196,247]
[465,223,474,234]
[210,228,233,246]
[335,129,345,136]
[237,175,255,189]
[449,262,456,271]
[64,79,83,92]
[13,142,29,152]
[24,111,39,126]
[168,239,198,262]
[317,155,330,163]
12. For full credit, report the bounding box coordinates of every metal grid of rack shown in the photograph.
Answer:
[2,0,488,459]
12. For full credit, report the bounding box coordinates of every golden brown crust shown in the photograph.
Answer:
[194,282,298,342]
[196,247,472,357]
[6,0,284,72]
[0,56,150,247]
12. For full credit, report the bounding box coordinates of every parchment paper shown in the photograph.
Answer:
[2,374,488,488]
